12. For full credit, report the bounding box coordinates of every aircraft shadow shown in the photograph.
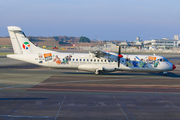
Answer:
[165,72,180,77]
[61,71,180,77]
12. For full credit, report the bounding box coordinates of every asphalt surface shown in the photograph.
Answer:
[0,53,180,120]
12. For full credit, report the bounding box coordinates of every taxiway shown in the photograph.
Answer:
[0,53,180,120]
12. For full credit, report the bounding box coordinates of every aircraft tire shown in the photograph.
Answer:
[94,70,100,75]
[163,74,167,76]
[163,72,167,76]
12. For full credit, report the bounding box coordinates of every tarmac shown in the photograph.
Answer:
[0,51,180,120]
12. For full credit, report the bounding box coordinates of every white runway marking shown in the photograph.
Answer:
[55,95,66,120]
[113,95,129,120]
[160,96,180,110]
[39,79,127,85]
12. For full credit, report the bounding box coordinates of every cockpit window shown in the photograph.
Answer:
[159,58,169,62]
[163,58,168,62]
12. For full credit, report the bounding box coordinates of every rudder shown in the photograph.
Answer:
[8,26,23,54]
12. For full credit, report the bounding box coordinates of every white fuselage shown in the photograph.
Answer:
[7,52,174,73]
[6,26,175,75]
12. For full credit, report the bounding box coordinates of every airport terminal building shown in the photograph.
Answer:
[144,38,180,49]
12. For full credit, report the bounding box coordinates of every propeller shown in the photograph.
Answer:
[118,45,123,68]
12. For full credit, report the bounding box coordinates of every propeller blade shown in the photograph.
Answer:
[118,45,121,67]
[118,60,120,67]
[118,45,121,55]
[118,45,123,68]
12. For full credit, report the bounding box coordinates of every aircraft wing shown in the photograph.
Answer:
[90,50,111,58]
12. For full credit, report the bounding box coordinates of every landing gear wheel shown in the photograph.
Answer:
[94,70,100,75]
[163,72,167,76]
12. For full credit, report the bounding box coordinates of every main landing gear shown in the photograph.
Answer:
[163,72,167,76]
[94,70,103,75]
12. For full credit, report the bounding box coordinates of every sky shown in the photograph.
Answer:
[0,0,180,41]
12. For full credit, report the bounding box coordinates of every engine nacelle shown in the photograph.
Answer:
[102,67,117,72]
[78,65,117,73]
[78,64,102,72]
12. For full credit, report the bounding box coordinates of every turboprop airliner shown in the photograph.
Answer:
[7,26,176,76]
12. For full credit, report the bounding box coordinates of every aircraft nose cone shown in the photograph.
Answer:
[172,64,176,70]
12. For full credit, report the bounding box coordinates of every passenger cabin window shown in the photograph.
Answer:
[80,59,82,61]
[91,59,92,62]
[101,60,103,62]
[87,59,89,62]
[97,59,99,62]
[76,59,78,61]
[94,59,96,62]
[83,59,85,61]
[73,59,74,61]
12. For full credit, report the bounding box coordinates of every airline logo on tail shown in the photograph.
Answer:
[22,42,30,50]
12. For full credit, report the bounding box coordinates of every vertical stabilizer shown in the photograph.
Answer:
[7,26,50,54]
[8,26,23,54]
